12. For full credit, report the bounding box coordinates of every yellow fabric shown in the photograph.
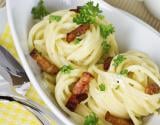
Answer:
[0,101,42,125]
[0,25,19,61]
[0,25,56,125]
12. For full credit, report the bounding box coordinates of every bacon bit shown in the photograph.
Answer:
[66,93,88,112]
[104,57,113,70]
[66,24,90,42]
[66,72,93,111]
[76,93,88,101]
[72,72,93,95]
[70,6,82,13]
[145,83,160,95]
[66,95,79,112]
[105,112,133,125]
[30,49,59,75]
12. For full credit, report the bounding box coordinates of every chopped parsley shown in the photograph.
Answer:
[99,24,114,54]
[31,0,49,20]
[129,83,134,87]
[49,15,62,22]
[101,40,111,53]
[84,112,99,125]
[99,24,115,39]
[99,84,106,91]
[60,65,73,74]
[115,85,120,90]
[73,1,102,24]
[74,38,82,44]
[113,55,126,67]
[98,15,105,20]
[120,69,128,75]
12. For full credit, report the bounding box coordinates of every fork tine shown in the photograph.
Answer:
[0,46,29,85]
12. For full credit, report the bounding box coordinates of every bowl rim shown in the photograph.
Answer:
[6,0,160,125]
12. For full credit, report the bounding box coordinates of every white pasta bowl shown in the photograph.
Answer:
[6,0,160,124]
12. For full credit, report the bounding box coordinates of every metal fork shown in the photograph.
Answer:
[0,46,29,86]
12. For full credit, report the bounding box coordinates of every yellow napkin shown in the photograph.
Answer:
[0,101,42,125]
[0,25,19,61]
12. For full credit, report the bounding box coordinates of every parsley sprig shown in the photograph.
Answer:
[60,65,73,74]
[84,112,99,125]
[113,55,126,67]
[73,1,102,24]
[31,0,49,20]
[101,40,111,53]
[100,24,114,54]
[99,24,115,39]
[99,84,106,91]
[120,69,128,76]
[74,38,82,44]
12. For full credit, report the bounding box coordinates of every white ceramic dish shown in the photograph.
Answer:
[144,0,160,20]
[6,0,160,124]
[0,7,7,34]
[0,7,7,82]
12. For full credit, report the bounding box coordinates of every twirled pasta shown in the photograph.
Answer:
[28,2,160,125]
[28,10,118,68]
[55,51,160,125]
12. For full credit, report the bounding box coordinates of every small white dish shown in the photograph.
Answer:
[144,0,160,20]
[6,0,160,124]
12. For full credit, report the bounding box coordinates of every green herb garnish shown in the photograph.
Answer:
[129,83,134,87]
[113,55,126,67]
[31,0,49,20]
[84,112,99,125]
[99,84,106,91]
[60,65,73,74]
[120,69,128,75]
[115,85,120,90]
[98,15,105,19]
[74,38,82,44]
[99,24,115,39]
[49,15,62,22]
[99,18,114,54]
[73,1,102,24]
[101,40,111,53]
